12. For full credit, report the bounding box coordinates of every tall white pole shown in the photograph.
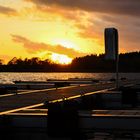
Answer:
[104,28,119,90]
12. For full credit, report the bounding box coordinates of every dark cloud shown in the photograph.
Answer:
[0,5,17,15]
[24,0,140,53]
[98,14,140,49]
[11,35,86,58]
[74,12,140,52]
[26,0,140,17]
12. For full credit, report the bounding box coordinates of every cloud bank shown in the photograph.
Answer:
[0,5,17,15]
[11,35,87,58]
[26,0,140,17]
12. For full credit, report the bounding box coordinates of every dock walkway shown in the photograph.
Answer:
[0,82,115,113]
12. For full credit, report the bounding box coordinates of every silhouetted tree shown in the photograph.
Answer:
[0,51,140,72]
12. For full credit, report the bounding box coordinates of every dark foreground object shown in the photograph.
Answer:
[1,83,140,139]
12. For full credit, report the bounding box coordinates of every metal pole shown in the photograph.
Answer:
[116,28,119,90]
[116,54,119,90]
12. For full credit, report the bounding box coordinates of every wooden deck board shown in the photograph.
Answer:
[0,83,115,113]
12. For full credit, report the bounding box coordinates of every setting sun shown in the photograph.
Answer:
[51,53,72,64]
[52,39,78,49]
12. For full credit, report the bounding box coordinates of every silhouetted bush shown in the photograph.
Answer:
[0,51,140,72]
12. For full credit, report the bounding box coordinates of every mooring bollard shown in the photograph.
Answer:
[47,100,79,138]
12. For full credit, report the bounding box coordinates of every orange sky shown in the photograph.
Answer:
[0,0,140,64]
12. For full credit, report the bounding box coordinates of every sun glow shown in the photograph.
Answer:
[51,53,72,64]
[52,39,78,49]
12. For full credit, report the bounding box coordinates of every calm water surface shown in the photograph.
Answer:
[0,72,140,84]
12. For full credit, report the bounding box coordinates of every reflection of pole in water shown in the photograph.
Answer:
[104,28,119,89]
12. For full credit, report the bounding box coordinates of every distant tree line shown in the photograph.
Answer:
[0,51,140,72]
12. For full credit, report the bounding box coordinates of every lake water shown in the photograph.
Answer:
[0,72,140,84]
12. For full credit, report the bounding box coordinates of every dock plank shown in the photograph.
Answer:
[0,83,115,113]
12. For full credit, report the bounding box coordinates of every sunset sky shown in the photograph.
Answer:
[0,0,140,64]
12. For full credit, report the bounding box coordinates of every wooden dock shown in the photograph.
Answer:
[1,80,140,140]
[0,82,115,113]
